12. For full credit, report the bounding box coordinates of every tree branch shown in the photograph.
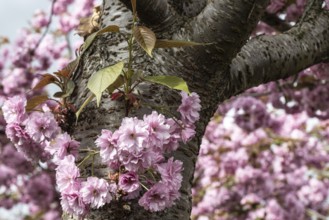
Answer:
[184,0,270,73]
[227,10,329,98]
[307,0,324,11]
[168,0,207,17]
[119,0,181,31]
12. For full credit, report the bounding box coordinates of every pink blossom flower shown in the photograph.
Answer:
[59,14,79,34]
[2,95,27,124]
[46,132,80,160]
[61,188,88,217]
[116,117,149,153]
[178,92,201,125]
[25,112,60,142]
[42,210,61,220]
[26,173,55,208]
[31,10,49,29]
[156,157,183,190]
[266,0,286,14]
[5,123,47,161]
[95,129,118,164]
[143,111,170,150]
[221,148,249,176]
[232,97,270,131]
[0,165,16,186]
[2,68,30,94]
[265,199,285,220]
[284,194,305,220]
[240,193,262,206]
[118,171,140,193]
[0,144,33,174]
[80,177,112,208]
[72,0,96,18]
[56,155,80,191]
[162,118,180,152]
[118,149,158,172]
[181,124,196,143]
[138,183,171,212]
[5,123,30,147]
[53,0,74,15]
[298,178,328,206]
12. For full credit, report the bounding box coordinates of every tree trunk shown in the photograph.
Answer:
[66,0,329,219]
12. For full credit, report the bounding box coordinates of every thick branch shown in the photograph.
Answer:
[307,0,324,11]
[119,0,181,31]
[184,0,270,73]
[227,10,329,97]
[168,0,207,17]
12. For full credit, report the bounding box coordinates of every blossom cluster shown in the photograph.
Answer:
[55,92,201,217]
[2,95,60,161]
[0,0,97,219]
[0,96,62,219]
[1,90,201,218]
[192,96,329,220]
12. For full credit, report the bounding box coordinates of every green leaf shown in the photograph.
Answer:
[133,26,156,57]
[155,39,209,48]
[81,32,98,54]
[62,80,75,98]
[81,25,120,54]
[107,75,124,94]
[26,95,49,112]
[97,25,120,35]
[75,94,95,122]
[54,80,75,98]
[53,92,65,98]
[144,75,190,93]
[87,61,124,106]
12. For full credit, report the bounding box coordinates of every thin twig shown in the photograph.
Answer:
[29,0,57,57]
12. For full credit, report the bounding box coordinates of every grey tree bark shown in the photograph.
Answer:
[66,0,329,219]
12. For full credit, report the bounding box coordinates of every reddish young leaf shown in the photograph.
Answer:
[26,95,49,112]
[131,0,137,15]
[54,70,69,79]
[111,92,124,101]
[33,74,57,91]
[54,59,79,79]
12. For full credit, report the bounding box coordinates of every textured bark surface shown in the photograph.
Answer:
[227,9,329,97]
[65,0,329,219]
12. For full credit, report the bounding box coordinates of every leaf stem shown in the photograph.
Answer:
[139,182,150,191]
